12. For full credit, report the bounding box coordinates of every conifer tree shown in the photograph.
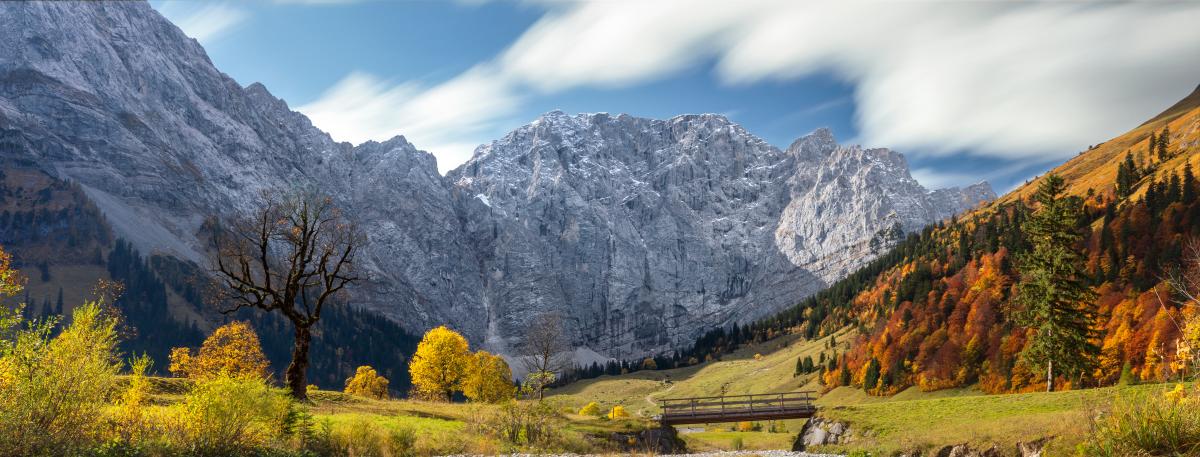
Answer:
[1157,126,1170,161]
[863,357,881,391]
[1013,174,1099,392]
[1184,163,1196,202]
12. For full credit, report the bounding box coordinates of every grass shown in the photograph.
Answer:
[813,383,1176,456]
[547,328,1189,455]
[125,375,653,455]
[681,430,796,452]
[549,328,855,419]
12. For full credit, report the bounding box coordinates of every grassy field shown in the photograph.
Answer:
[130,376,655,455]
[546,330,1182,456]
[549,328,854,419]
[813,383,1175,456]
[124,333,1183,456]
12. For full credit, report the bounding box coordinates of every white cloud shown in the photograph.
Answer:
[297,67,519,173]
[299,0,1200,174]
[494,1,1200,161]
[155,2,247,44]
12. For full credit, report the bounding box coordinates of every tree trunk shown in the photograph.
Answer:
[286,325,312,400]
[1046,359,1053,393]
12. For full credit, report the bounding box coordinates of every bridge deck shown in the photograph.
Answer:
[658,391,817,425]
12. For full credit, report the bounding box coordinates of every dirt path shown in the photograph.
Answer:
[642,382,676,415]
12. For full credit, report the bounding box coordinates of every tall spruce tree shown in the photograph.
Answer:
[1013,174,1099,392]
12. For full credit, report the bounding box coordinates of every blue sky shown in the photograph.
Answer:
[153,1,1200,192]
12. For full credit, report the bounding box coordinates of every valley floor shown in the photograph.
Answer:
[126,331,1180,456]
[546,330,1181,456]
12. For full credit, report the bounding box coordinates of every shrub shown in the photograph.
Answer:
[328,416,414,457]
[169,375,298,454]
[1083,385,1200,456]
[0,301,121,456]
[345,365,390,400]
[578,401,601,416]
[461,351,515,403]
[169,321,269,380]
[730,435,743,450]
[736,421,759,432]
[608,405,629,419]
[480,400,561,447]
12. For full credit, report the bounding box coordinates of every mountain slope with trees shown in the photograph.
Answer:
[787,85,1200,394]
[641,85,1200,395]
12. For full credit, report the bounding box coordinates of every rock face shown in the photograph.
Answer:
[0,2,994,359]
[0,1,487,340]
[450,116,994,356]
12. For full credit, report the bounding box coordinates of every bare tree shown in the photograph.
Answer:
[1165,239,1200,377]
[209,190,361,400]
[519,312,568,400]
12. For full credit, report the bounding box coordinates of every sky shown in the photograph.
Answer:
[152,0,1200,192]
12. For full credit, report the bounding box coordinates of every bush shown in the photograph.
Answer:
[169,321,269,381]
[0,301,121,455]
[731,435,743,450]
[608,405,629,419]
[344,365,390,400]
[480,400,561,447]
[578,401,601,416]
[169,375,298,454]
[1083,384,1200,456]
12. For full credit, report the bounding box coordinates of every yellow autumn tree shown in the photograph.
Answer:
[608,405,629,419]
[169,321,269,380]
[461,350,515,403]
[344,365,390,399]
[578,401,601,416]
[409,325,470,401]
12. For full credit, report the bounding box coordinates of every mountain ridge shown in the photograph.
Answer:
[0,1,993,361]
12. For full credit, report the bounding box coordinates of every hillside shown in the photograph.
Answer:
[1005,84,1200,202]
[588,84,1200,400]
[548,326,1177,454]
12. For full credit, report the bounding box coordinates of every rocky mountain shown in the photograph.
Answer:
[0,2,993,360]
[448,113,994,357]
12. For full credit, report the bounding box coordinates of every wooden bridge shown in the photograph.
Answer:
[657,391,818,425]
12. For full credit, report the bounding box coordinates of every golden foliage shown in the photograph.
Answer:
[170,375,296,453]
[409,325,470,401]
[344,365,390,400]
[169,321,269,380]
[578,402,601,416]
[607,405,629,419]
[0,246,22,299]
[0,300,121,455]
[461,351,515,403]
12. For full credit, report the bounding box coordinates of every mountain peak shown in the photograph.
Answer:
[786,127,839,161]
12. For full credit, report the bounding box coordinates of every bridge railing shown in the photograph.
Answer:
[658,391,816,421]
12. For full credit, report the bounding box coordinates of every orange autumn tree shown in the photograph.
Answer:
[169,321,270,380]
